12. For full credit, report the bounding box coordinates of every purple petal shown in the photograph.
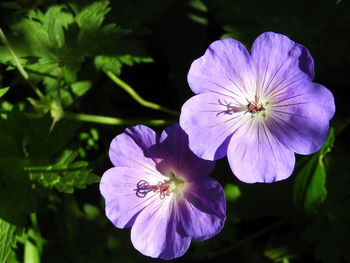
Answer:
[227,119,295,183]
[155,124,215,181]
[179,178,226,241]
[267,82,335,154]
[109,125,160,169]
[180,93,250,160]
[130,198,191,260]
[188,38,256,97]
[100,167,166,228]
[251,32,315,97]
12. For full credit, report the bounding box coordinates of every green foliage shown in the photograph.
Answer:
[26,150,99,194]
[0,0,152,105]
[0,109,96,225]
[293,128,335,213]
[0,219,17,263]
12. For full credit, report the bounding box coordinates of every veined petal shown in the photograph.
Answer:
[155,124,215,181]
[267,82,335,154]
[130,198,191,260]
[100,167,165,228]
[179,178,226,241]
[251,32,314,99]
[109,125,160,170]
[188,38,256,98]
[227,118,295,183]
[180,93,249,160]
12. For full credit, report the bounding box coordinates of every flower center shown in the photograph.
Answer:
[134,172,185,200]
[246,96,265,114]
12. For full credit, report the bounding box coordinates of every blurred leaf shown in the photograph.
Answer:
[224,184,241,202]
[0,219,17,263]
[264,247,298,263]
[71,81,91,97]
[293,128,335,213]
[189,0,208,12]
[83,204,101,221]
[26,150,99,194]
[24,240,40,263]
[0,87,10,98]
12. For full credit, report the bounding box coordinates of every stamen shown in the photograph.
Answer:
[217,99,245,116]
[134,180,170,199]
[246,95,265,114]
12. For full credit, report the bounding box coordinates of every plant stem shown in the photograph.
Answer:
[0,26,44,98]
[64,112,175,126]
[2,110,175,126]
[105,70,179,117]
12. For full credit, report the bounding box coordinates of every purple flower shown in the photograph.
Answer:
[180,32,335,183]
[99,124,226,260]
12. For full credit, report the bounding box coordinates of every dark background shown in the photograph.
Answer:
[1,0,350,262]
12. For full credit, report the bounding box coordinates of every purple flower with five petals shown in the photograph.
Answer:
[180,32,335,183]
[99,124,226,260]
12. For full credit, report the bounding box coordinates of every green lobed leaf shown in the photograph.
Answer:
[0,218,17,263]
[43,6,74,48]
[26,150,99,194]
[293,128,335,213]
[94,55,152,75]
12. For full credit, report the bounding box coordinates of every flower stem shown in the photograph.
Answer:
[105,70,179,117]
[64,112,174,126]
[0,26,44,98]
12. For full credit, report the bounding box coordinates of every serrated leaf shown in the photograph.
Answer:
[293,128,335,213]
[0,87,10,98]
[0,218,17,263]
[94,55,152,75]
[43,6,73,48]
[76,0,111,33]
[26,150,99,194]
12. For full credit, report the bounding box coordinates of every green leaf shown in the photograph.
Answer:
[293,128,335,213]
[72,81,91,97]
[26,150,99,194]
[76,0,111,34]
[43,6,74,48]
[0,87,10,98]
[0,218,17,263]
[94,55,152,75]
